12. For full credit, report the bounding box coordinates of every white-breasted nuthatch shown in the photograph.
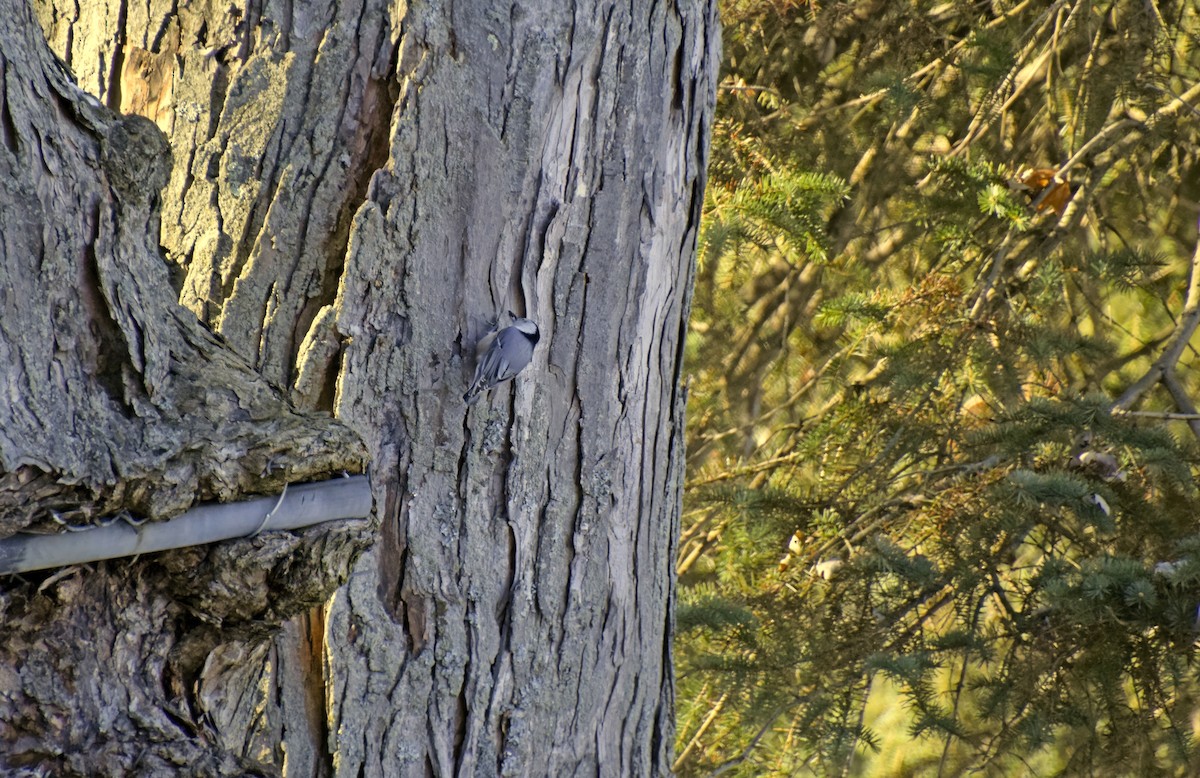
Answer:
[463,311,540,406]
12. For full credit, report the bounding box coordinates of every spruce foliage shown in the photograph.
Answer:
[678,1,1200,775]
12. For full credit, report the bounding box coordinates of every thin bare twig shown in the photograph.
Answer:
[1161,372,1200,441]
[1114,237,1200,424]
[674,692,730,771]
[1116,409,1200,421]
[709,698,806,777]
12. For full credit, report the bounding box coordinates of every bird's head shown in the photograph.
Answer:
[508,310,540,339]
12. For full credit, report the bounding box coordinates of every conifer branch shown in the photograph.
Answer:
[709,698,804,777]
[685,2,1200,770]
[1115,238,1200,414]
[686,451,805,488]
[1095,81,1200,166]
[673,691,729,771]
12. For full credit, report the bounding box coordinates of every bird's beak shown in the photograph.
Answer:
[507,309,517,320]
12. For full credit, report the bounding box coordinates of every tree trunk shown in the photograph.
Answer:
[3,0,719,773]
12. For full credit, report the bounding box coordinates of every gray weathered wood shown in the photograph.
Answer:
[324,3,719,774]
[0,0,372,771]
[0,0,368,532]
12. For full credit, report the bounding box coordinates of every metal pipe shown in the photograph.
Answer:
[0,475,372,575]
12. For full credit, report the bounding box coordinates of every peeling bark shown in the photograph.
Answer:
[7,0,720,773]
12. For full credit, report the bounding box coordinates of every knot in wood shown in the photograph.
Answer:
[100,114,173,204]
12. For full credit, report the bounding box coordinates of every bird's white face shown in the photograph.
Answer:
[512,317,539,336]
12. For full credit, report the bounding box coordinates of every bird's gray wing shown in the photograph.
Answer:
[496,328,534,374]
[471,339,513,390]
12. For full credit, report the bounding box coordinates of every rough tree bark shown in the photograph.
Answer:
[0,0,369,773]
[2,0,718,773]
